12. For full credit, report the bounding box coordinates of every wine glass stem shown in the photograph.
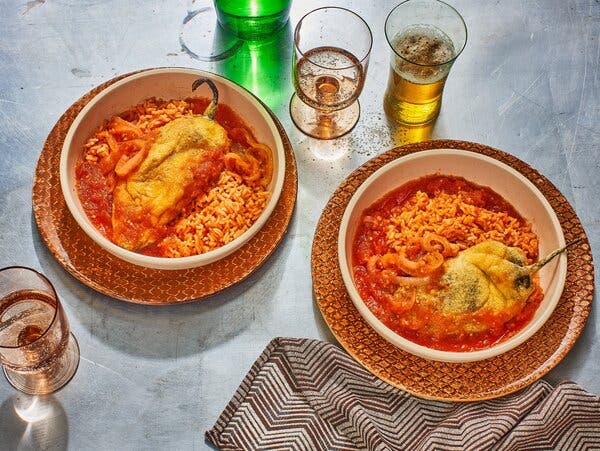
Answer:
[317,112,335,128]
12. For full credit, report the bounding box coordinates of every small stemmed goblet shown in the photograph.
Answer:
[290,7,373,140]
[0,267,79,395]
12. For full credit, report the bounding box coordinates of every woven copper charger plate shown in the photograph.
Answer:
[312,140,594,401]
[32,70,298,305]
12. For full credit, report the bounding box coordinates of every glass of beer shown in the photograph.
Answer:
[214,0,292,40]
[289,7,372,140]
[383,0,467,125]
[0,267,80,395]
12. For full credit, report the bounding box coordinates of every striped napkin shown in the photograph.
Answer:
[206,338,600,450]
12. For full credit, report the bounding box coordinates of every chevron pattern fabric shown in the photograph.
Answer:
[206,338,600,450]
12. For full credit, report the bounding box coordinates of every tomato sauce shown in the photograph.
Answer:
[351,174,541,352]
[75,160,113,237]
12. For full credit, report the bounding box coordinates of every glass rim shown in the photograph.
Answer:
[294,6,373,70]
[0,266,60,350]
[385,0,468,68]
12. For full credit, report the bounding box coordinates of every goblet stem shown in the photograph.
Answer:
[289,93,361,140]
[316,113,336,140]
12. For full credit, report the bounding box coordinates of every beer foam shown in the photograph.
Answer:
[391,25,455,84]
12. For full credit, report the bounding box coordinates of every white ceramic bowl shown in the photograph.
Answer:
[338,149,566,362]
[60,68,286,270]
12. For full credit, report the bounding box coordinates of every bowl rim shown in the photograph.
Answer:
[338,148,567,362]
[59,67,286,270]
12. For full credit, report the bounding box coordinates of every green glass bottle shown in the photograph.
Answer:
[214,0,292,40]
[217,22,293,114]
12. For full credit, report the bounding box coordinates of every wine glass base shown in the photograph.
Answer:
[289,93,361,140]
[2,333,80,395]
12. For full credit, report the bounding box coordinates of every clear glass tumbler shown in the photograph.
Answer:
[0,267,79,395]
[383,0,467,125]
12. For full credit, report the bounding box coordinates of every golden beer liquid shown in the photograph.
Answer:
[384,68,447,125]
[384,26,454,125]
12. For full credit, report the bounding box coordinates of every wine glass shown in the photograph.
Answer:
[289,7,373,140]
[0,267,80,395]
